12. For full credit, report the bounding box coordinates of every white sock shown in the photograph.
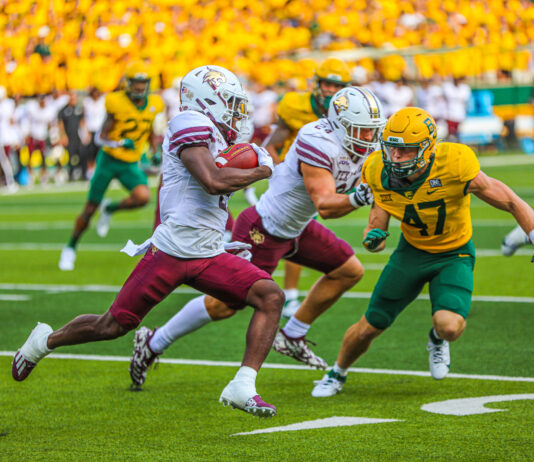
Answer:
[149,295,212,353]
[283,316,310,338]
[333,362,348,377]
[505,225,529,246]
[284,288,298,301]
[41,332,53,355]
[232,366,257,394]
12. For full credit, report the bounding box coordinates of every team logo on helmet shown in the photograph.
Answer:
[333,95,349,115]
[203,70,226,89]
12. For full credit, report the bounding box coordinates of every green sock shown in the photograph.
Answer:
[106,202,119,213]
[67,236,78,249]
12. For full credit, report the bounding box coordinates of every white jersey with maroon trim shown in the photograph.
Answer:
[256,118,367,239]
[152,110,230,258]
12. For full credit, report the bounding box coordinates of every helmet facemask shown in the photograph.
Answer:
[381,138,431,178]
[127,78,150,101]
[328,86,386,161]
[339,116,383,159]
[380,107,438,178]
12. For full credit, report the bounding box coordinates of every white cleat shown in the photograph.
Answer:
[96,198,112,238]
[219,380,276,418]
[312,370,346,398]
[58,246,76,271]
[12,322,53,381]
[427,336,450,380]
[272,330,328,370]
[129,327,160,388]
[501,226,529,257]
[281,298,300,319]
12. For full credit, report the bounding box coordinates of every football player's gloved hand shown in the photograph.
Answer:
[119,138,135,150]
[349,183,374,209]
[363,228,390,251]
[251,143,274,178]
[224,241,253,261]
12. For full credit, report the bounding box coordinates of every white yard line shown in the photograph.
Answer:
[0,350,532,382]
[0,177,161,196]
[0,242,531,257]
[0,282,533,303]
[478,154,534,167]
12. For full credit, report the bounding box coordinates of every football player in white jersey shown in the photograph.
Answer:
[130,86,387,378]
[12,65,282,418]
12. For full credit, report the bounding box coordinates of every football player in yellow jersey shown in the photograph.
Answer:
[58,61,164,271]
[312,107,534,397]
[265,58,351,317]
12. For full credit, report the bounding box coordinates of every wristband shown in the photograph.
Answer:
[529,230,534,244]
[348,193,362,209]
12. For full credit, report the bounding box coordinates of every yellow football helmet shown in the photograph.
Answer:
[380,107,438,178]
[314,58,351,110]
[124,61,151,101]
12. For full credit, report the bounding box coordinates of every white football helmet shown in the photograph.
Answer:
[180,65,248,143]
[328,87,386,159]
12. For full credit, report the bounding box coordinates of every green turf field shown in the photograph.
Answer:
[1,156,533,461]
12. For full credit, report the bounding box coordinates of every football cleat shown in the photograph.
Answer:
[501,226,529,257]
[58,246,76,271]
[281,298,300,319]
[219,380,276,418]
[312,369,346,397]
[96,198,112,238]
[427,333,450,380]
[12,322,53,381]
[272,330,328,370]
[129,327,160,388]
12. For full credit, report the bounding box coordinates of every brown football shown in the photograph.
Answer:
[215,143,258,169]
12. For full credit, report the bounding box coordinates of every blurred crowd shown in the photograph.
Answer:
[0,0,533,95]
[2,0,533,191]
[0,71,477,191]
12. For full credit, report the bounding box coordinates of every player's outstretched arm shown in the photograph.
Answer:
[467,171,534,246]
[363,202,390,253]
[302,163,364,219]
[181,145,272,195]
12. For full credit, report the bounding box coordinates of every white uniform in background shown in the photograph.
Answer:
[26,99,56,142]
[383,82,414,116]
[161,83,182,121]
[443,80,471,123]
[83,94,106,134]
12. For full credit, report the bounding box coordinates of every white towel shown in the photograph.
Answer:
[120,237,152,257]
